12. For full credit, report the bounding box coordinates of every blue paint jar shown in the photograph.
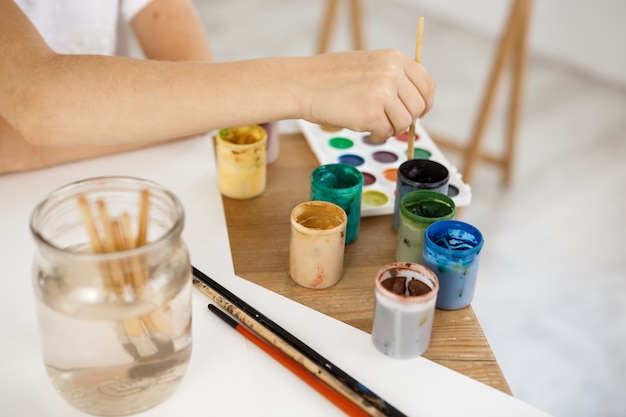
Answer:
[310,163,363,244]
[393,159,449,230]
[422,220,484,310]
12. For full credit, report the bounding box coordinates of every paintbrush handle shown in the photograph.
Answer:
[407,16,425,161]
[192,272,398,417]
[208,304,369,417]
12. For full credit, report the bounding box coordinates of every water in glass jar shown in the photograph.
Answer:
[35,278,192,416]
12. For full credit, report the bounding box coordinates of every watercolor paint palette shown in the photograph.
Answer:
[298,120,472,217]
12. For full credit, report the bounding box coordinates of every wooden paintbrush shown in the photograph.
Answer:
[208,304,369,417]
[407,16,425,161]
[192,266,407,417]
[77,190,173,360]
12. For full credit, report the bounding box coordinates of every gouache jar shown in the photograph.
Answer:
[423,220,484,310]
[371,262,439,359]
[289,201,347,289]
[261,121,280,164]
[396,190,456,264]
[215,125,267,199]
[310,163,363,244]
[30,176,192,416]
[393,159,449,230]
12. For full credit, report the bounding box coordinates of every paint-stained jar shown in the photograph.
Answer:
[310,163,363,244]
[393,159,449,230]
[216,125,267,199]
[30,177,192,416]
[396,190,456,264]
[371,262,439,359]
[423,220,484,310]
[289,201,347,289]
[261,121,280,164]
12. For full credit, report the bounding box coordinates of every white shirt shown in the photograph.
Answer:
[14,0,153,56]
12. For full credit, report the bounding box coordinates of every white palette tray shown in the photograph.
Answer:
[298,120,471,217]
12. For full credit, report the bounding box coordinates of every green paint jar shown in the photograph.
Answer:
[395,190,456,264]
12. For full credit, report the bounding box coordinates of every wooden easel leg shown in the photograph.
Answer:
[349,0,364,50]
[317,0,340,54]
[502,0,531,185]
[317,0,365,53]
[461,0,527,185]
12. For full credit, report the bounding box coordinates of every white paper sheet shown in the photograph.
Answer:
[0,134,551,416]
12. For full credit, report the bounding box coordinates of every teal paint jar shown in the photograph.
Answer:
[310,163,363,244]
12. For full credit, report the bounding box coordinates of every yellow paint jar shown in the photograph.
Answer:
[215,125,267,199]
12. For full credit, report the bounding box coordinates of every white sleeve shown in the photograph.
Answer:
[120,0,154,22]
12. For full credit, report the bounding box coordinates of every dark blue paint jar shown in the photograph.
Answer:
[393,159,449,230]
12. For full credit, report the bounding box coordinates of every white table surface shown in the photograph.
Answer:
[0,133,551,417]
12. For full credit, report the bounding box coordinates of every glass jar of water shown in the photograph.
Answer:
[30,176,192,416]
